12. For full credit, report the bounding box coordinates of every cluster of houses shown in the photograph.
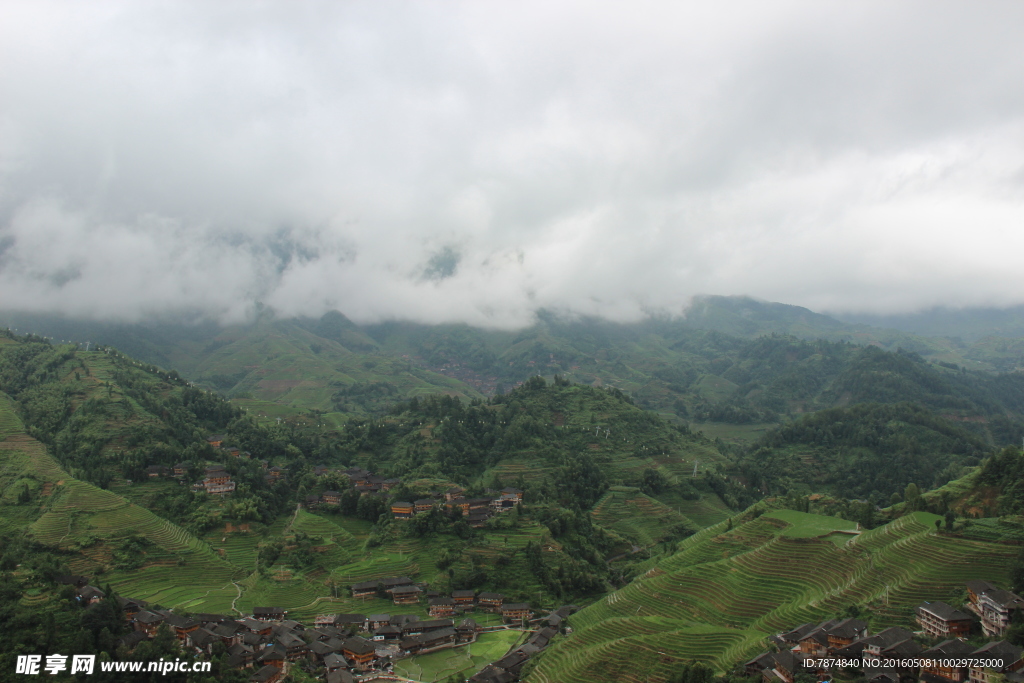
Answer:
[745,581,1024,683]
[142,433,297,495]
[121,603,375,683]
[301,464,525,530]
[303,466,401,510]
[347,577,535,623]
[190,464,237,496]
[389,486,524,528]
[60,576,107,606]
[61,569,574,683]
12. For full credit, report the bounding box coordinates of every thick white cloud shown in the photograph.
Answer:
[2,0,1024,327]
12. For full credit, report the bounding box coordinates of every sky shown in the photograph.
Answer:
[2,1,1024,328]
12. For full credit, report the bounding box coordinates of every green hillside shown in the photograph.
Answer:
[525,508,1019,683]
[739,402,993,500]
[8,298,1024,440]
[0,389,243,609]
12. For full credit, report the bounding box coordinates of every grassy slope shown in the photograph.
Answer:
[0,391,242,611]
[525,509,1018,683]
[188,320,483,412]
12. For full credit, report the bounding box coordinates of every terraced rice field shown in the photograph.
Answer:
[526,511,1019,683]
[592,489,691,546]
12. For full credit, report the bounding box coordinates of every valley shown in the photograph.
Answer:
[1,301,1024,683]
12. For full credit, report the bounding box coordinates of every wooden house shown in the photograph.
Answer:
[400,627,457,654]
[500,603,533,622]
[825,617,867,650]
[324,653,348,672]
[429,598,456,618]
[916,601,974,638]
[401,619,453,636]
[326,669,356,683]
[457,618,478,643]
[146,465,170,478]
[238,616,272,635]
[118,597,147,619]
[478,592,504,611]
[391,501,415,519]
[341,637,375,670]
[969,641,1024,683]
[163,613,200,641]
[920,639,976,682]
[373,624,402,641]
[978,588,1024,636]
[249,665,282,683]
[78,585,105,605]
[859,627,915,659]
[470,665,515,683]
[204,465,230,485]
[967,580,999,612]
[452,590,475,606]
[391,585,422,605]
[500,487,523,501]
[206,435,225,448]
[493,651,531,677]
[367,614,391,630]
[414,499,435,513]
[763,651,798,683]
[351,576,413,598]
[133,610,166,637]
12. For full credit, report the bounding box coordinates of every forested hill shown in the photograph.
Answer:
[0,330,322,522]
[5,303,1024,432]
[739,402,991,501]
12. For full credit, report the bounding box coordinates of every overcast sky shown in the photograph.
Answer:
[2,1,1024,328]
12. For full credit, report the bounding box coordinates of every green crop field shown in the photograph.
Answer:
[525,510,1019,683]
[692,422,778,445]
[764,509,857,537]
[592,488,692,546]
[394,629,524,682]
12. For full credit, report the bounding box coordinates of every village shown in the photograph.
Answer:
[745,581,1024,683]
[149,436,526,530]
[62,572,576,683]
[105,437,560,683]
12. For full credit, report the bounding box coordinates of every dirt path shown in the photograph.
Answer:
[230,582,244,615]
[284,502,301,534]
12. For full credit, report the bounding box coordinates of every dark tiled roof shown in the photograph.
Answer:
[249,665,280,683]
[967,580,999,594]
[985,589,1024,609]
[917,601,973,621]
[342,637,375,655]
[922,639,977,658]
[972,640,1023,666]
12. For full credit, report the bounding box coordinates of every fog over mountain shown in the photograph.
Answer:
[2,1,1024,328]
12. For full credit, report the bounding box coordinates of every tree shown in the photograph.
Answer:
[905,483,921,510]
[944,510,955,531]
